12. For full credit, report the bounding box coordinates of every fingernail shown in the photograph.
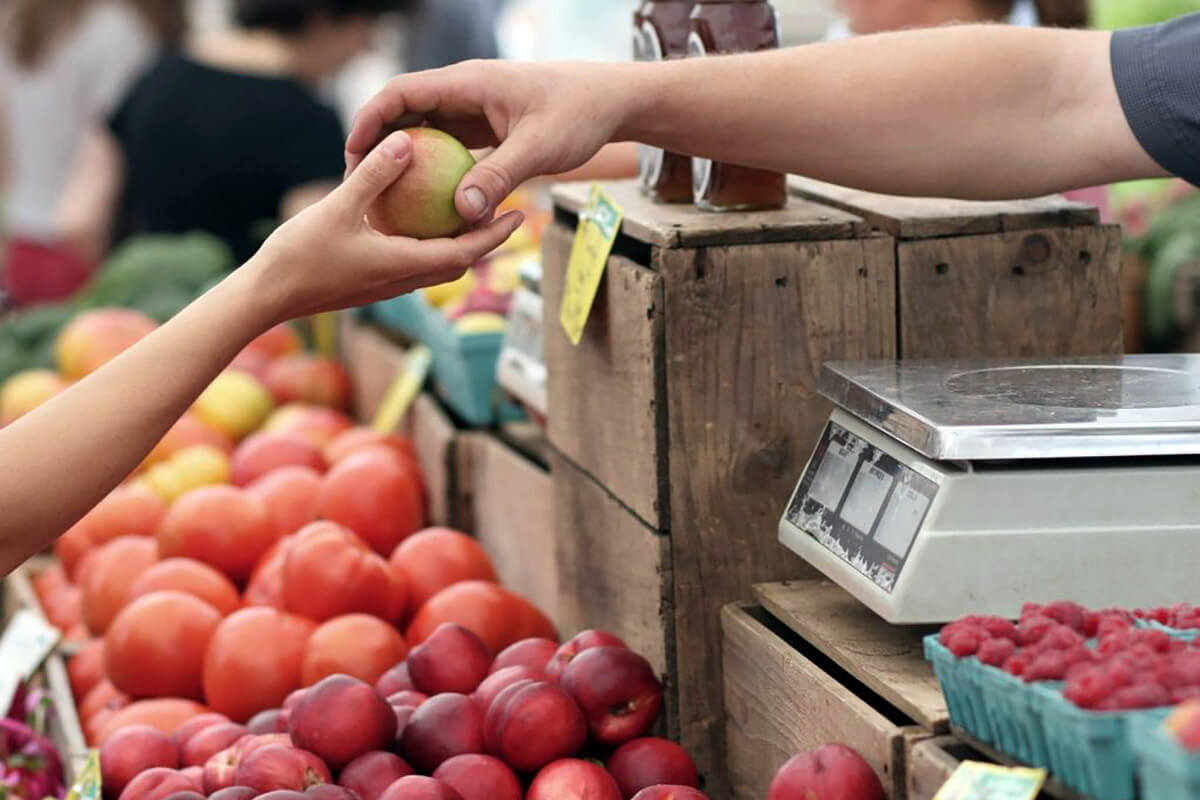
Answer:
[463,187,488,220]
[385,134,411,161]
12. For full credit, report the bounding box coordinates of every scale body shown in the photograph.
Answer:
[496,258,547,417]
[778,356,1200,624]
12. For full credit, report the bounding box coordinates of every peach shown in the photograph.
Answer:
[255,793,308,800]
[546,630,628,681]
[767,745,884,800]
[231,433,326,486]
[0,369,67,426]
[338,752,415,800]
[388,690,429,708]
[234,745,331,793]
[399,693,484,773]
[472,666,548,714]
[408,624,490,696]
[526,760,622,800]
[392,705,417,752]
[367,129,476,240]
[305,786,357,800]
[432,755,521,800]
[248,467,322,537]
[179,722,248,767]
[608,739,699,799]
[482,680,586,773]
[289,674,397,771]
[490,638,558,675]
[264,404,353,447]
[562,647,662,747]
[630,788,710,800]
[179,766,203,785]
[208,788,254,800]
[56,309,157,380]
[100,725,179,800]
[172,713,230,747]
[116,767,200,800]
[247,709,288,734]
[203,745,241,794]
[161,792,204,800]
[376,663,415,696]
[377,776,464,800]
[264,356,352,411]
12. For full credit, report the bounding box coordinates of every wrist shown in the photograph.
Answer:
[610,61,670,143]
[216,255,286,335]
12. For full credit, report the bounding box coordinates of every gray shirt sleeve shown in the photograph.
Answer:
[1111,13,1200,187]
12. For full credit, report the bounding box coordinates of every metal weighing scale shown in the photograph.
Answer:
[778,355,1200,624]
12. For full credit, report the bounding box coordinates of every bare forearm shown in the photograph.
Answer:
[617,26,1162,199]
[0,263,276,573]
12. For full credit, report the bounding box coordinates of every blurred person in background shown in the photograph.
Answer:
[827,0,1087,37]
[405,0,503,71]
[59,0,411,266]
[0,0,183,307]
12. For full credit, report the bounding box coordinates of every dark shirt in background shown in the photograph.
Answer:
[405,0,503,71]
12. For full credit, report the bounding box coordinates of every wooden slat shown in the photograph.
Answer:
[723,605,905,800]
[907,736,975,800]
[951,726,1084,800]
[550,450,676,734]
[659,234,897,792]
[790,176,1099,239]
[403,393,460,527]
[897,226,1124,358]
[543,223,668,529]
[552,180,868,249]
[754,580,948,731]
[341,320,409,423]
[462,433,558,622]
[45,653,88,782]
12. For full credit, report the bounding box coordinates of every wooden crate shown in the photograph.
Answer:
[544,179,1121,791]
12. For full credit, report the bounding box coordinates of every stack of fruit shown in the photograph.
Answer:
[96,626,705,800]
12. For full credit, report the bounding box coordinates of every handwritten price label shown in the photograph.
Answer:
[559,185,624,346]
[934,762,1046,800]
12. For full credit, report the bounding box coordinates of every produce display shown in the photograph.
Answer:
[928,600,1200,799]
[2,682,67,800]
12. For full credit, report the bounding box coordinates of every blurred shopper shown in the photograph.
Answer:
[59,0,411,266]
[0,0,182,306]
[827,0,1087,37]
[405,0,503,71]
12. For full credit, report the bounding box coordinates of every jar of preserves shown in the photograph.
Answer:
[635,1,696,203]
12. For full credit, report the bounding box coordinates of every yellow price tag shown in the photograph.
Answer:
[559,184,624,346]
[66,750,101,800]
[373,344,433,434]
[934,762,1046,800]
[313,312,339,358]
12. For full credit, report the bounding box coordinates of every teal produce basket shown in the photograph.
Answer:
[367,293,521,427]
[1135,711,1200,800]
[925,635,997,745]
[979,667,1055,768]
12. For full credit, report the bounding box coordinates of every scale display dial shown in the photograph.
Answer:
[785,421,939,593]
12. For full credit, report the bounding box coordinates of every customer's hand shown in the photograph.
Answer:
[345,61,629,227]
[247,130,523,324]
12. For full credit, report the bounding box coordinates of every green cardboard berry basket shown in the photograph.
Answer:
[1035,683,1170,800]
[924,635,997,745]
[979,667,1055,768]
[1134,711,1200,800]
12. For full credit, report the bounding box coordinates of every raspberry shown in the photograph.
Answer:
[1042,601,1087,633]
[1162,651,1200,688]
[1024,650,1069,683]
[1065,668,1113,709]
[1097,683,1170,711]
[978,637,1017,667]
[979,617,1018,642]
[1101,658,1136,689]
[1063,644,1097,668]
[1020,602,1043,619]
[1129,629,1174,653]
[1153,608,1172,625]
[1018,615,1056,646]
[1004,653,1030,677]
[946,627,986,658]
[1036,624,1086,653]
[1096,616,1134,639]
[1087,609,1134,638]
[1171,686,1200,704]
[939,620,976,646]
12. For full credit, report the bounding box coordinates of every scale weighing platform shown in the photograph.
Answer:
[779,355,1200,624]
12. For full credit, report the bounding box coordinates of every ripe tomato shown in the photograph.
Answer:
[318,447,424,555]
[128,558,241,617]
[389,528,498,616]
[105,591,222,700]
[300,614,409,686]
[54,521,95,581]
[242,536,294,609]
[157,485,278,583]
[281,522,407,623]
[406,581,557,657]
[76,485,167,546]
[203,607,316,722]
[79,679,129,724]
[263,355,352,410]
[82,536,159,634]
[264,404,353,447]
[94,698,211,746]
[68,639,106,701]
[323,428,416,467]
[242,324,303,361]
[230,433,326,487]
[143,412,235,470]
[246,466,322,538]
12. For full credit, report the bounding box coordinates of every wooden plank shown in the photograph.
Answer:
[403,393,460,527]
[723,605,906,800]
[552,180,868,249]
[951,726,1086,800]
[550,450,676,734]
[754,579,948,731]
[542,222,668,529]
[897,226,1124,358]
[789,176,1099,239]
[45,653,88,783]
[659,234,897,792]
[341,320,410,423]
[907,736,975,800]
[463,433,558,622]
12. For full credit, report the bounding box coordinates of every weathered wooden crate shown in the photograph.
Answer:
[723,579,948,799]
[543,179,1121,791]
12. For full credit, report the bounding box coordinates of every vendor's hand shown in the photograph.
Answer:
[247,130,523,324]
[345,61,628,226]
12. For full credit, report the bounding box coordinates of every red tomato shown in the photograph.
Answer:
[203,608,316,722]
[300,614,409,686]
[318,447,424,555]
[389,528,498,617]
[157,486,277,583]
[406,582,557,657]
[105,591,222,700]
